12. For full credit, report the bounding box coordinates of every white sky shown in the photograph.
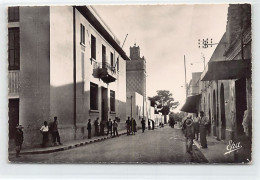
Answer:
[93,4,228,111]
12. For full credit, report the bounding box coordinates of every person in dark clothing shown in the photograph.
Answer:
[132,118,137,135]
[183,115,195,153]
[87,119,92,139]
[141,118,145,133]
[100,120,105,136]
[126,117,131,135]
[107,118,113,137]
[94,118,99,136]
[148,120,151,130]
[152,120,155,130]
[50,116,62,145]
[15,125,24,157]
[113,120,119,137]
[40,121,49,148]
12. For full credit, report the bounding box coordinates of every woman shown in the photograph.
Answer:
[40,121,49,147]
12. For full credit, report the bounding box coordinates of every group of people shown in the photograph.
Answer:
[39,116,63,148]
[14,116,62,157]
[125,117,138,135]
[87,118,119,139]
[182,111,209,154]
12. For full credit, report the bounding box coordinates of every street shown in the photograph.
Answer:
[9,126,207,163]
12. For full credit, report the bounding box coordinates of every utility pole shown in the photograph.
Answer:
[184,55,187,98]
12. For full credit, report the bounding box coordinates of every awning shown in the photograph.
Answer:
[181,94,201,113]
[201,59,251,81]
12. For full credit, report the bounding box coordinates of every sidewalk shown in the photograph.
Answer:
[9,129,127,155]
[193,136,235,163]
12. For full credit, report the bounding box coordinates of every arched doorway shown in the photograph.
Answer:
[213,90,217,136]
[208,93,211,136]
[220,83,226,139]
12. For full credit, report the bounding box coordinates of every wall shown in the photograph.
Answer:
[49,6,76,141]
[126,92,144,128]
[19,7,51,147]
[126,59,146,97]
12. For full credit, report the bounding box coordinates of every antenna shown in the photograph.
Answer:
[114,34,128,70]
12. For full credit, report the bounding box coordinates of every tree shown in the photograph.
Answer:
[149,90,179,123]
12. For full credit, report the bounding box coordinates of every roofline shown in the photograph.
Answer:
[75,6,130,60]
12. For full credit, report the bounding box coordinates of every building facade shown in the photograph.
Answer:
[181,4,252,162]
[8,6,130,148]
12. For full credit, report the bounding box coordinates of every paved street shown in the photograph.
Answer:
[9,126,207,163]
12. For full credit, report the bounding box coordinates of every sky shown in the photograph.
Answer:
[93,4,228,111]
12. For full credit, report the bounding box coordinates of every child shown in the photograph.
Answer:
[40,121,49,147]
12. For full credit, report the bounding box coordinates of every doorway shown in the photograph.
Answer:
[101,87,108,123]
[220,84,226,139]
[208,94,211,136]
[235,78,247,136]
[9,99,19,139]
[213,90,217,136]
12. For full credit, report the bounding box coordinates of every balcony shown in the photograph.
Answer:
[8,70,20,98]
[93,62,117,83]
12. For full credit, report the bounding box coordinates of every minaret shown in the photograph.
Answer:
[126,44,146,97]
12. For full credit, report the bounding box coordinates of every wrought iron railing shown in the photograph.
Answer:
[94,62,117,75]
[8,70,19,95]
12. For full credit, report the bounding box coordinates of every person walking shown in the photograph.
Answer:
[100,120,105,136]
[183,115,195,153]
[107,118,113,137]
[94,118,99,136]
[132,118,137,135]
[113,119,119,137]
[14,125,24,157]
[87,119,92,139]
[199,111,209,148]
[141,118,145,133]
[50,116,62,145]
[194,113,200,140]
[40,121,49,147]
[126,117,131,135]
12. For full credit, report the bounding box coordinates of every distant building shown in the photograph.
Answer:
[126,44,146,97]
[8,6,130,148]
[187,72,202,97]
[126,44,148,126]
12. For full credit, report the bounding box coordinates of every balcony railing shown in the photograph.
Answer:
[93,61,117,83]
[8,70,20,98]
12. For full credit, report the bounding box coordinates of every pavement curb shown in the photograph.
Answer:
[10,131,128,155]
[193,139,209,162]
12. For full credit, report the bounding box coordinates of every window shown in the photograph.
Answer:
[110,52,114,66]
[102,45,106,63]
[110,90,115,112]
[8,7,19,22]
[90,82,98,110]
[8,28,20,70]
[117,57,119,71]
[80,24,85,45]
[91,35,96,60]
